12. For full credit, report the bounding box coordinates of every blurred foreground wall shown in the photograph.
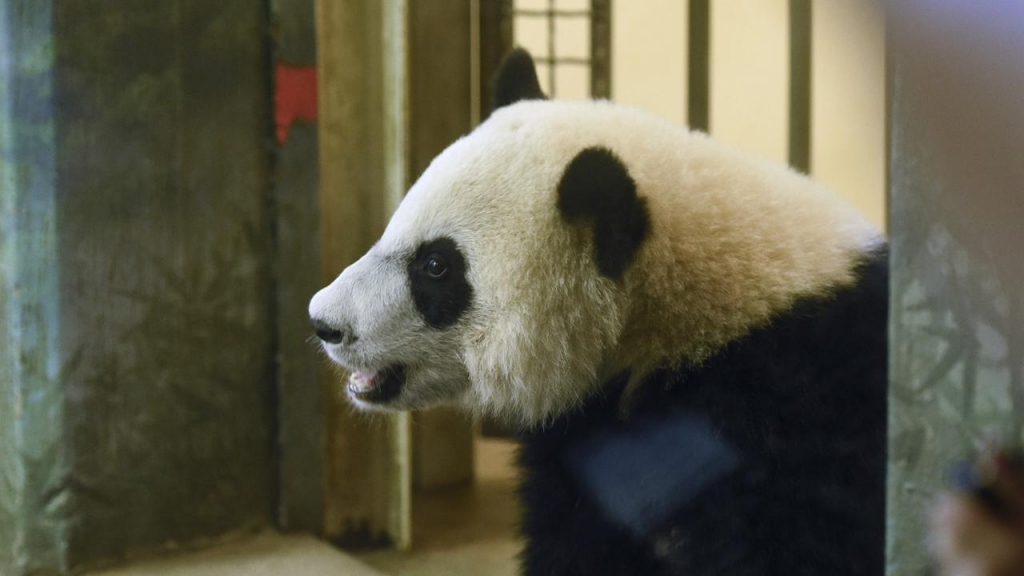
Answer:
[1,1,275,572]
[886,2,1024,571]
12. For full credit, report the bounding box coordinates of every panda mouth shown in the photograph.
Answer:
[348,365,406,403]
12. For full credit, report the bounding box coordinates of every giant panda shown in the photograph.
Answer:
[309,49,888,575]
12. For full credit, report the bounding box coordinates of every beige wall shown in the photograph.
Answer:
[812,0,886,230]
[710,0,790,164]
[515,1,887,231]
[612,0,687,125]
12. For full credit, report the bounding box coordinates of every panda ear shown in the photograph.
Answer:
[558,147,650,280]
[493,48,547,111]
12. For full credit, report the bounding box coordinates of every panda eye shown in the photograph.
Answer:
[425,255,448,278]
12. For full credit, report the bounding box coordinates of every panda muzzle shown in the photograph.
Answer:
[347,365,406,403]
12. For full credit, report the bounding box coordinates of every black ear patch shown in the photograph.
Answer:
[558,147,650,280]
[493,48,547,111]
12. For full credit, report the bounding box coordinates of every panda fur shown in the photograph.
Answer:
[309,49,887,575]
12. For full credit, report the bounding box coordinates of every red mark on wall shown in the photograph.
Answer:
[275,64,318,144]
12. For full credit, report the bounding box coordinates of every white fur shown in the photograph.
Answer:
[310,99,880,425]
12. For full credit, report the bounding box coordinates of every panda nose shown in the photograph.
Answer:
[311,318,356,346]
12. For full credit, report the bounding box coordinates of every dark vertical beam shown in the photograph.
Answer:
[409,0,473,180]
[547,0,557,95]
[884,18,894,234]
[478,0,514,119]
[788,0,812,173]
[590,0,612,99]
[687,0,710,131]
[407,0,476,492]
[272,0,325,536]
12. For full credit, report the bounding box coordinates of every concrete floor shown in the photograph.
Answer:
[87,533,384,576]
[86,438,520,576]
[357,438,522,576]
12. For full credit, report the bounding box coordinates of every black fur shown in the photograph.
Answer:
[312,317,355,346]
[494,48,547,110]
[517,247,889,576]
[408,237,473,328]
[558,147,650,280]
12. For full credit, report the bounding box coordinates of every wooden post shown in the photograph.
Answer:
[316,0,412,551]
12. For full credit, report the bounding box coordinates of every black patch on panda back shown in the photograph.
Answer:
[516,246,889,576]
[558,147,650,280]
[493,48,547,111]
[408,237,473,328]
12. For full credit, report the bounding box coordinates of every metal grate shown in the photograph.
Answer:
[509,0,611,99]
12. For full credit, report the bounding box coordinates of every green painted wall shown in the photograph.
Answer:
[2,1,275,572]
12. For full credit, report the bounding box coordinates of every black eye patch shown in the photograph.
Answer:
[408,237,473,328]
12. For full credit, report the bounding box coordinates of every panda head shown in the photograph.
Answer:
[309,49,653,424]
[309,49,878,425]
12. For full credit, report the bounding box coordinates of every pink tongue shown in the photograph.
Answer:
[350,370,378,391]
